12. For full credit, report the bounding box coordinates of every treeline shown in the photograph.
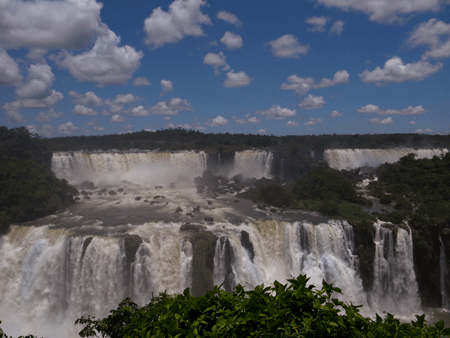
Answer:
[49,128,450,152]
[0,127,78,235]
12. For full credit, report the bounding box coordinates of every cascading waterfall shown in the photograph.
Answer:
[371,223,420,316]
[231,150,273,179]
[440,236,450,310]
[325,148,448,170]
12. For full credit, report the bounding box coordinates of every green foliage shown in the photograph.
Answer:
[0,127,78,234]
[74,275,450,338]
[241,184,295,208]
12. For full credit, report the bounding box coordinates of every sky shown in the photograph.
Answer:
[0,0,449,137]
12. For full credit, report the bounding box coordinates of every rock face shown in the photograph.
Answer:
[240,230,255,262]
[123,235,143,297]
[80,180,96,190]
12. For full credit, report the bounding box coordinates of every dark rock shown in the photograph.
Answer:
[84,195,90,200]
[240,230,255,262]
[270,208,277,213]
[180,223,207,232]
[204,217,214,223]
[186,213,194,217]
[98,192,103,196]
[207,201,213,205]
[175,207,183,213]
[80,190,88,196]
[74,197,80,201]
[190,232,217,297]
[232,173,245,184]
[108,190,117,195]
[257,205,266,210]
[135,196,142,201]
[193,206,200,212]
[100,188,107,193]
[196,185,205,193]
[234,200,240,203]
[117,188,124,192]
[155,186,163,189]
[80,180,95,190]
[153,195,162,199]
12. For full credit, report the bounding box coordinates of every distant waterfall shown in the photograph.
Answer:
[371,223,420,315]
[440,236,450,310]
[324,148,448,170]
[231,150,273,179]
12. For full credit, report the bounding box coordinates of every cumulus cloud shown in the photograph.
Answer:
[0,0,106,49]
[223,70,253,88]
[14,63,55,99]
[2,91,64,110]
[267,35,310,59]
[408,120,416,125]
[330,110,342,117]
[217,11,242,27]
[160,79,174,96]
[133,77,151,86]
[203,52,230,75]
[304,118,323,126]
[150,98,192,115]
[143,0,211,49]
[220,32,243,49]
[257,105,297,119]
[286,121,298,126]
[6,110,26,123]
[57,122,79,135]
[370,117,394,125]
[0,49,22,86]
[126,106,149,116]
[357,104,427,115]
[258,129,266,134]
[35,109,63,122]
[69,91,104,106]
[58,29,143,86]
[306,16,330,32]
[27,124,55,137]
[280,70,349,96]
[330,20,345,35]
[233,116,261,124]
[407,19,450,59]
[108,94,141,105]
[299,95,326,109]
[72,104,97,116]
[359,56,443,85]
[314,0,447,24]
[205,115,229,127]
[110,114,126,123]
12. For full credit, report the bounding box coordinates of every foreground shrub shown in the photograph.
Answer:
[75,275,449,338]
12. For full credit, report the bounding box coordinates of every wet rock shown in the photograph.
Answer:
[207,201,213,205]
[270,208,277,213]
[80,180,95,190]
[74,197,80,201]
[232,173,244,184]
[108,190,117,195]
[84,195,91,200]
[240,230,255,262]
[153,195,163,199]
[100,188,107,193]
[175,207,183,213]
[193,206,200,212]
[180,223,207,232]
[186,213,194,217]
[204,217,214,223]
[234,200,240,203]
[257,205,266,210]
[196,185,205,193]
[117,188,124,192]
[80,190,88,196]
[155,186,163,189]
[135,196,142,201]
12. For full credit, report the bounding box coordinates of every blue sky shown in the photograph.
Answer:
[0,0,449,137]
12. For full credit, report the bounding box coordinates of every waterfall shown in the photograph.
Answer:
[440,236,450,310]
[231,150,273,179]
[324,148,448,170]
[371,223,420,316]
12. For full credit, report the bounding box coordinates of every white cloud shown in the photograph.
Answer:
[35,109,63,122]
[315,0,446,24]
[126,106,149,116]
[305,16,330,32]
[234,116,261,124]
[408,120,416,125]
[15,63,55,100]
[357,104,427,115]
[57,122,79,135]
[69,91,104,106]
[359,56,443,85]
[223,70,253,88]
[280,70,349,96]
[0,0,106,49]
[257,105,297,119]
[217,11,242,27]
[2,91,64,110]
[203,52,229,75]
[133,77,151,86]
[286,121,298,126]
[267,35,310,59]
[108,94,141,105]
[0,49,22,86]
[58,29,143,86]
[304,118,323,126]
[407,19,450,59]
[299,95,326,109]
[248,117,261,123]
[330,110,342,117]
[94,126,105,131]
[110,114,126,123]
[425,128,434,133]
[370,117,394,125]
[143,0,211,49]
[160,79,174,96]
[6,110,26,123]
[150,98,192,115]
[27,124,55,137]
[220,32,243,49]
[258,129,266,134]
[330,20,345,35]
[72,104,97,116]
[205,115,229,127]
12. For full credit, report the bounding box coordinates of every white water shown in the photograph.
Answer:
[325,148,448,170]
[440,236,450,310]
[371,223,420,316]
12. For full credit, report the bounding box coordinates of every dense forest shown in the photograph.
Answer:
[0,127,78,235]
[49,128,450,153]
